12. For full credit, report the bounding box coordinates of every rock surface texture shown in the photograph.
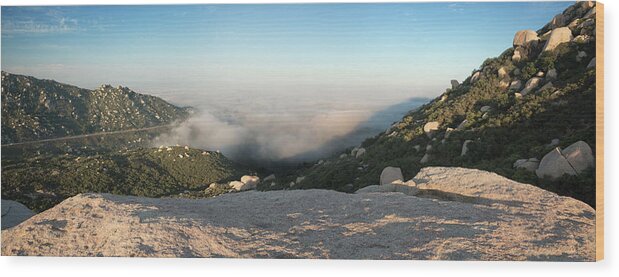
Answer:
[1,167,594,261]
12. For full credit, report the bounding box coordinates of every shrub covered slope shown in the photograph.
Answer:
[284,1,597,207]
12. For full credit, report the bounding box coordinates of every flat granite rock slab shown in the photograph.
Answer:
[1,167,595,261]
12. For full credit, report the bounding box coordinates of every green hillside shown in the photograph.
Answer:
[1,72,191,144]
[1,146,250,211]
[281,1,597,207]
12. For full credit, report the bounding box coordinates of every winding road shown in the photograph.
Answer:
[1,124,173,147]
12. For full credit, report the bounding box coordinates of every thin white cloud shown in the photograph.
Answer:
[448,3,465,13]
[2,8,79,34]
[2,19,77,34]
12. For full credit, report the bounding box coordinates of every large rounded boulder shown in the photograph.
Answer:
[240,175,260,188]
[513,30,539,47]
[561,141,595,174]
[542,27,573,52]
[380,167,403,185]
[536,141,594,180]
[423,121,440,138]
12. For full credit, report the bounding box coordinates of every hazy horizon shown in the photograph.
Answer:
[1,2,574,163]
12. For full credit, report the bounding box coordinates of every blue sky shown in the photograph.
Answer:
[2,2,573,104]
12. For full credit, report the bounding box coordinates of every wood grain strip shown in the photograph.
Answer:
[596,1,604,262]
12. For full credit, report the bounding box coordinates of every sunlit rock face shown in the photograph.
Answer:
[2,167,594,261]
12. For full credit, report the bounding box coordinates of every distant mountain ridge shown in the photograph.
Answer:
[1,72,191,144]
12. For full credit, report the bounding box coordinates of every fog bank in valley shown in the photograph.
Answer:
[152,97,428,167]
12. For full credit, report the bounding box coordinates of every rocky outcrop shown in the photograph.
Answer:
[497,67,509,79]
[451,80,460,89]
[355,148,366,158]
[574,35,592,44]
[542,27,573,52]
[470,71,481,83]
[461,140,473,156]
[513,30,539,47]
[456,119,468,130]
[511,29,540,62]
[521,77,543,95]
[509,80,523,91]
[536,148,577,179]
[512,47,524,62]
[548,138,560,148]
[379,167,403,185]
[230,175,261,191]
[562,141,595,174]
[1,167,595,260]
[423,121,440,138]
[230,181,250,191]
[208,183,229,190]
[498,78,510,90]
[1,200,35,230]
[548,13,567,30]
[513,158,540,172]
[536,141,594,180]
[241,175,260,188]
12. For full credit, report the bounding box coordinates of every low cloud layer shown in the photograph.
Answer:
[151,97,428,167]
[152,109,370,166]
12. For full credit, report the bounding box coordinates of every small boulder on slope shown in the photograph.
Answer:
[241,175,260,188]
[355,148,366,158]
[1,200,35,230]
[562,141,595,174]
[423,122,440,138]
[380,167,403,185]
[536,141,594,179]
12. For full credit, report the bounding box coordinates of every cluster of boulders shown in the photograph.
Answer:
[355,166,419,196]
[208,175,262,192]
[419,119,480,162]
[513,140,595,180]
[230,175,261,191]
[338,146,367,160]
[524,1,596,59]
[536,141,595,179]
[458,1,596,99]
[350,146,366,158]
